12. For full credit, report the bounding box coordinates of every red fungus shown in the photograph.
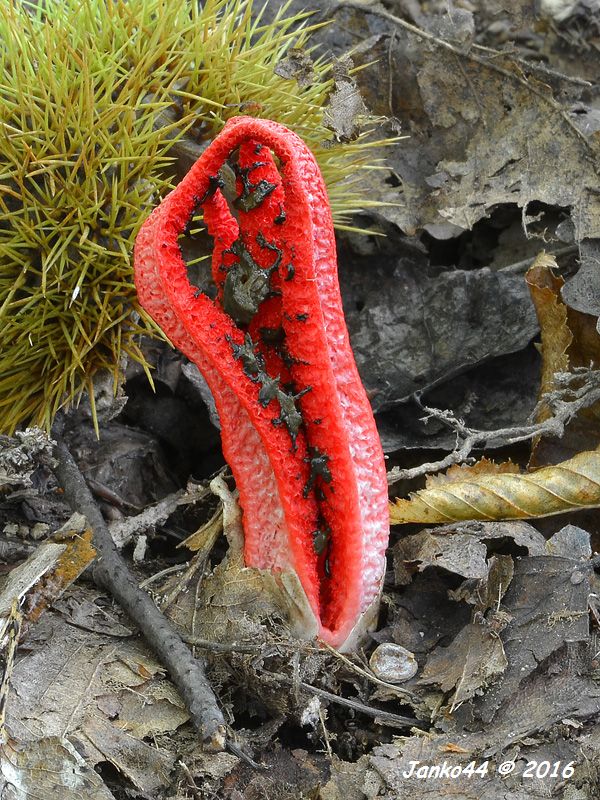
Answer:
[133,117,389,650]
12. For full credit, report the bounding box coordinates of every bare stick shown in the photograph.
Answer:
[109,483,212,549]
[388,369,600,484]
[262,669,424,730]
[471,43,592,88]
[51,434,226,750]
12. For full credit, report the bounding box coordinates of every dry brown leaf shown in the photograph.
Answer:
[0,737,115,799]
[526,252,572,423]
[419,623,508,709]
[426,457,519,488]
[527,251,600,466]
[0,514,95,635]
[25,517,96,626]
[390,448,600,525]
[81,713,176,793]
[442,742,472,754]
[178,504,223,554]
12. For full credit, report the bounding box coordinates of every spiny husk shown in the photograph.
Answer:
[0,0,390,434]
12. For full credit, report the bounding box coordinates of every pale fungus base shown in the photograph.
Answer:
[207,476,382,653]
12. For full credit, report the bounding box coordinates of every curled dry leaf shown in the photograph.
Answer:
[526,252,572,424]
[526,251,600,466]
[391,250,600,526]
[390,449,600,525]
[425,457,519,488]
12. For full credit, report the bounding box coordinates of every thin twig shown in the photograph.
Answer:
[109,483,211,549]
[321,641,423,705]
[87,477,142,513]
[319,705,333,759]
[226,739,266,770]
[51,431,226,750]
[262,670,425,730]
[388,369,600,484]
[471,42,592,88]
[337,1,595,153]
[180,635,263,654]
[499,245,579,274]
[178,760,203,799]
[139,563,187,589]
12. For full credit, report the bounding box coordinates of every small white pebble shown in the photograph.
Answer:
[369,643,418,683]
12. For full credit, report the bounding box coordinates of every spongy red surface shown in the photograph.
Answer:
[133,117,389,647]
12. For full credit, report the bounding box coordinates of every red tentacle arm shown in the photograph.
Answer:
[133,116,389,649]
